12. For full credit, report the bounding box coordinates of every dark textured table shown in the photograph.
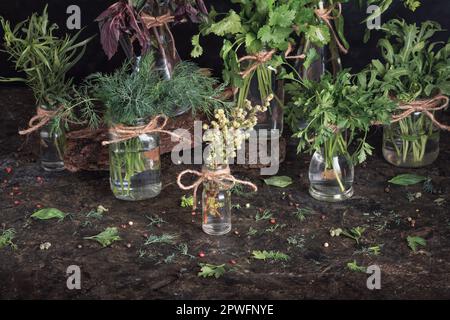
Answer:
[1,87,449,299]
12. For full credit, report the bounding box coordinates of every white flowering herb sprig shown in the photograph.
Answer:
[203,94,274,167]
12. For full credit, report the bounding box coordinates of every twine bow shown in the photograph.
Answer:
[238,43,306,79]
[391,94,450,131]
[314,2,348,54]
[19,107,58,135]
[102,115,183,146]
[177,166,258,213]
[140,13,177,60]
[238,49,277,79]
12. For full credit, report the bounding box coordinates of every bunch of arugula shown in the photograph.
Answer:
[286,69,396,171]
[367,19,450,165]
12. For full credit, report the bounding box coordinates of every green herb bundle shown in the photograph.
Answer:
[89,53,227,198]
[192,0,349,88]
[286,69,396,165]
[0,6,91,112]
[89,54,225,126]
[367,19,450,165]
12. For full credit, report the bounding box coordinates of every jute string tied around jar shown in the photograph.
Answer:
[19,106,60,135]
[102,115,184,146]
[177,165,258,214]
[391,94,450,131]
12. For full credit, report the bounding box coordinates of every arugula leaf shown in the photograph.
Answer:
[388,174,428,186]
[31,208,66,221]
[347,260,367,273]
[263,176,293,188]
[0,228,17,250]
[198,263,226,278]
[252,250,289,261]
[84,227,121,247]
[407,236,426,252]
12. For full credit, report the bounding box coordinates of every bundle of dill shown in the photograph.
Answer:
[89,54,226,126]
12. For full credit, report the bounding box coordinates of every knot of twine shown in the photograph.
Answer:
[238,43,306,79]
[140,13,177,59]
[141,12,174,28]
[177,166,258,213]
[238,49,277,79]
[102,115,183,146]
[392,94,450,131]
[314,2,348,54]
[19,107,58,135]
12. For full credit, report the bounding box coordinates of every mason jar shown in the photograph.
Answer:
[382,112,440,168]
[40,123,65,172]
[309,147,354,202]
[109,124,162,201]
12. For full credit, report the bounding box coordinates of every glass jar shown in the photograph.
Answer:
[40,123,65,172]
[308,144,354,202]
[382,112,440,168]
[201,164,232,236]
[237,62,284,140]
[109,128,162,201]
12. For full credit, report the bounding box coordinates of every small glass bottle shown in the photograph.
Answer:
[201,164,232,236]
[382,112,440,168]
[308,148,354,202]
[109,123,162,201]
[40,123,65,172]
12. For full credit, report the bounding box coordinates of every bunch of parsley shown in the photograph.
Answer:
[286,69,396,165]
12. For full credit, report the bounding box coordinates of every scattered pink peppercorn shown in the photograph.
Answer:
[270,218,276,224]
[5,167,12,174]
[198,251,206,258]
[36,204,42,209]
[14,200,20,206]
[229,259,237,265]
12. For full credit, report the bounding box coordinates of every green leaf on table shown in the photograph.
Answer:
[251,250,289,261]
[347,260,367,273]
[84,227,121,247]
[407,236,426,252]
[181,195,194,208]
[31,208,66,221]
[198,263,226,279]
[263,176,293,188]
[0,228,17,250]
[388,174,428,186]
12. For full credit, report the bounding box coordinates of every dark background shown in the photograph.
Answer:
[0,0,449,81]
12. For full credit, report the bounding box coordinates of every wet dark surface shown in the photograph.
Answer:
[1,87,450,299]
